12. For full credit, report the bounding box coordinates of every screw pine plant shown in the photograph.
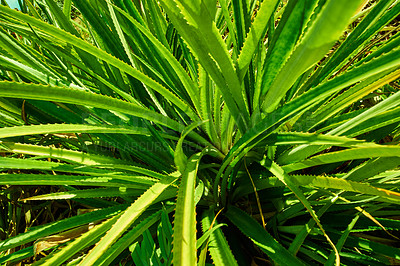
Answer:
[0,0,400,265]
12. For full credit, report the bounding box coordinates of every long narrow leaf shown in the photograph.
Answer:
[79,174,178,265]
[173,151,205,265]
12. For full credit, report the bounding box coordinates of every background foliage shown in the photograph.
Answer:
[0,0,400,265]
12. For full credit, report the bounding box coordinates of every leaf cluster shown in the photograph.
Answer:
[0,0,400,265]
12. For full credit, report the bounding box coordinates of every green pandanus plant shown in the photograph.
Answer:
[1,0,400,265]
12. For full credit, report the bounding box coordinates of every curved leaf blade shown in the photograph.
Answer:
[201,209,238,266]
[261,158,340,265]
[283,146,400,173]
[77,174,178,265]
[237,0,279,79]
[173,151,205,266]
